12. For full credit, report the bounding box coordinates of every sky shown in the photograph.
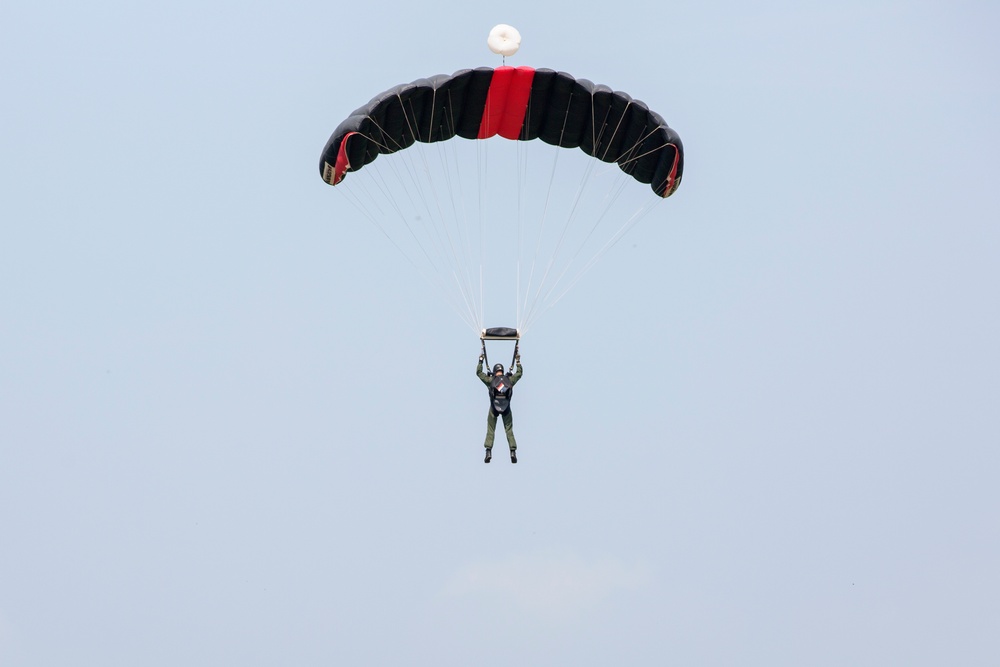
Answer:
[1,0,998,664]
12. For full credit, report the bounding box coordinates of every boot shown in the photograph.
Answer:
[484,448,492,463]
[510,450,517,464]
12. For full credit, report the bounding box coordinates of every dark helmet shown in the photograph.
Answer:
[492,363,504,375]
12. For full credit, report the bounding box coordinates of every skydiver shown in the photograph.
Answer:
[476,352,523,463]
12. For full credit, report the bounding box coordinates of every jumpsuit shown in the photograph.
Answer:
[476,359,523,452]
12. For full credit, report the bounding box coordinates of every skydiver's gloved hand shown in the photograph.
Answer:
[479,354,484,362]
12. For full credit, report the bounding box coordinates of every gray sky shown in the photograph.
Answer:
[2,0,998,664]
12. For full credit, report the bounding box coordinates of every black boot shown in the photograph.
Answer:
[484,448,492,463]
[510,450,517,464]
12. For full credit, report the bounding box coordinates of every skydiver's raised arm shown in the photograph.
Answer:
[477,355,491,384]
[510,356,523,385]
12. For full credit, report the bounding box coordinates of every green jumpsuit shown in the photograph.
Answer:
[477,359,523,452]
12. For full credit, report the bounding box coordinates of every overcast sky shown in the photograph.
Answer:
[2,1,998,665]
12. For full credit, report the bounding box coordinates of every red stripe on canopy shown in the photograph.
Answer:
[662,148,680,197]
[478,66,536,140]
[333,132,359,184]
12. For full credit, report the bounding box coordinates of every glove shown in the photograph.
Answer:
[479,354,484,362]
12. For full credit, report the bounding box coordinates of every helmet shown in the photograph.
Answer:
[492,364,504,375]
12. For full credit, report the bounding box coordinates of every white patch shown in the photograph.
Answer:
[487,24,521,57]
[443,550,650,618]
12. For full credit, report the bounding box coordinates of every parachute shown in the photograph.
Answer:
[321,67,683,198]
[319,63,684,340]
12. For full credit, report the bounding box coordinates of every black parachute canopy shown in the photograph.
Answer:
[320,66,683,198]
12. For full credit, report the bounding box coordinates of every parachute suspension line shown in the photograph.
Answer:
[477,136,488,329]
[516,98,538,333]
[350,107,480,333]
[525,138,672,331]
[515,130,528,330]
[522,107,630,328]
[612,125,671,174]
[518,154,598,332]
[519,107,673,334]
[539,198,660,321]
[444,90,484,332]
[599,101,633,162]
[392,94,481,331]
[479,86,494,330]
[370,150,482,334]
[429,123,480,332]
[520,93,596,331]
[553,172,629,274]
[334,171,480,334]
[517,125,563,333]
[521,167,623,332]
[520,179,653,333]
[616,138,675,168]
[405,96,480,327]
[476,139,483,334]
[431,141,481,331]
[375,147,474,327]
